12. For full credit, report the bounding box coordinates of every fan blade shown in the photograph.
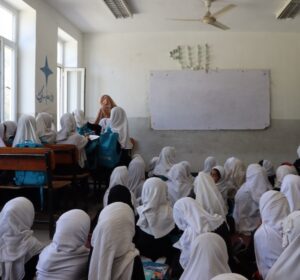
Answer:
[211,4,236,18]
[209,21,230,30]
[166,18,202,22]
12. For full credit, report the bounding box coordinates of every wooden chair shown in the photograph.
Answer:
[45,144,90,210]
[0,147,71,237]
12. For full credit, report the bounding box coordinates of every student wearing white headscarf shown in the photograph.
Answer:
[194,172,227,219]
[36,112,57,144]
[166,163,193,207]
[202,156,217,174]
[0,197,44,280]
[88,202,144,280]
[153,146,176,179]
[281,174,300,212]
[56,113,88,168]
[12,114,41,147]
[211,274,247,280]
[258,159,275,187]
[180,232,231,280]
[36,209,90,280]
[265,211,300,280]
[233,164,272,234]
[224,157,246,191]
[0,120,17,145]
[173,197,226,270]
[275,164,298,190]
[136,177,175,261]
[254,191,290,279]
[294,145,300,175]
[73,109,101,136]
[128,154,146,198]
[181,161,195,184]
[147,156,159,178]
[212,165,229,203]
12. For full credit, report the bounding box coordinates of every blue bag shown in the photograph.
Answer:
[98,127,121,168]
[14,141,46,186]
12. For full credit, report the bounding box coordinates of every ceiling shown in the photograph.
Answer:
[43,0,300,33]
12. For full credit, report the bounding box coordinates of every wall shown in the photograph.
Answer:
[83,32,300,170]
[19,0,83,120]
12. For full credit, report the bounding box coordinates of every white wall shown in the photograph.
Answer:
[83,32,300,169]
[84,31,300,120]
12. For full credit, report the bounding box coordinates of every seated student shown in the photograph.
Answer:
[136,177,176,263]
[254,191,290,279]
[194,172,227,219]
[202,156,217,174]
[166,162,193,207]
[153,146,176,180]
[211,165,229,203]
[181,161,195,184]
[56,113,88,169]
[180,233,231,280]
[13,114,42,147]
[36,112,57,144]
[224,157,246,192]
[265,211,300,280]
[281,174,300,212]
[73,109,101,136]
[293,145,300,175]
[128,154,146,199]
[36,209,90,280]
[172,197,227,274]
[0,120,17,146]
[147,156,159,178]
[88,202,145,280]
[0,197,44,280]
[274,164,298,190]
[94,94,117,125]
[258,159,276,187]
[105,106,133,166]
[233,164,272,235]
[211,273,247,280]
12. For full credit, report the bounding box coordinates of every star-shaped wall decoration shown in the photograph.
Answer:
[40,56,53,86]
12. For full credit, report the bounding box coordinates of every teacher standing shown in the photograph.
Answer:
[94,95,117,124]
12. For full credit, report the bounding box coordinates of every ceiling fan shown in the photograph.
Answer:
[168,0,236,30]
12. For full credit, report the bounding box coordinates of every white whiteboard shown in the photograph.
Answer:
[149,70,270,130]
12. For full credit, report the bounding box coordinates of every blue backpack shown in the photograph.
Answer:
[98,127,121,168]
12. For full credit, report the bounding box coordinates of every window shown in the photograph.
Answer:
[0,3,17,122]
[57,29,85,128]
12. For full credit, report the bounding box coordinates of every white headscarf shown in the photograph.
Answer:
[297,145,300,158]
[56,113,88,168]
[128,155,146,198]
[261,160,275,177]
[153,146,176,177]
[194,172,227,218]
[265,211,300,280]
[88,202,139,280]
[12,114,41,146]
[211,274,247,280]
[254,191,290,279]
[224,157,246,189]
[36,112,57,144]
[275,165,298,189]
[202,156,217,173]
[166,163,193,207]
[281,174,300,212]
[103,166,129,207]
[0,197,44,280]
[180,232,231,280]
[137,177,175,239]
[233,164,272,234]
[173,197,225,269]
[0,137,5,147]
[181,161,195,184]
[109,107,132,149]
[72,109,87,128]
[147,156,159,178]
[0,121,17,142]
[36,209,90,280]
[213,165,229,202]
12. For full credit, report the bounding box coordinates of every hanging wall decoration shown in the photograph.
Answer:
[36,56,54,103]
[169,44,211,72]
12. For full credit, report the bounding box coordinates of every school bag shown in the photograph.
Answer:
[98,127,121,168]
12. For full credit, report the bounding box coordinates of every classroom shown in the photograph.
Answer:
[0,0,300,279]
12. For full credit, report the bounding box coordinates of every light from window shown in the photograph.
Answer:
[0,5,14,41]
[4,46,13,121]
[57,41,63,65]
